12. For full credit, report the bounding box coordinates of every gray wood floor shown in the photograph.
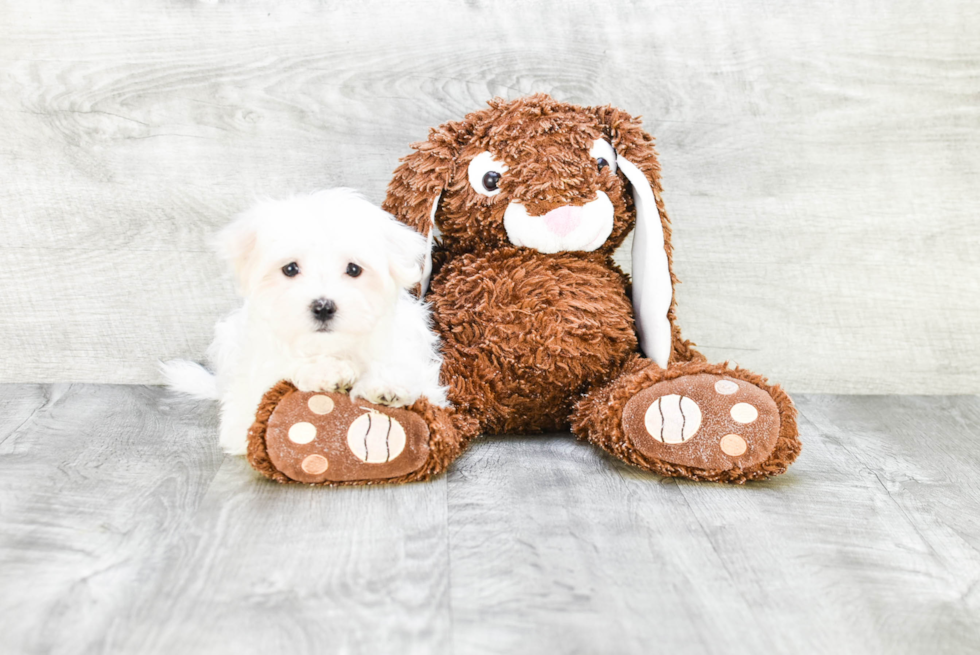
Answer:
[1,385,979,654]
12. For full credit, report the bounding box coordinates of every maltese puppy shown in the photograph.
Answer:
[162,189,448,455]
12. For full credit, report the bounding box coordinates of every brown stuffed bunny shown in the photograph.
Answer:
[247,94,800,485]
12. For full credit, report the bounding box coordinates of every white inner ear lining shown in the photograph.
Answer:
[419,192,441,295]
[618,155,673,368]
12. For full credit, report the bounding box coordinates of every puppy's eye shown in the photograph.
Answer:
[282,262,300,277]
[346,263,362,277]
[589,139,618,175]
[468,151,508,197]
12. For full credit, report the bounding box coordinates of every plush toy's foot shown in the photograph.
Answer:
[622,373,779,471]
[572,357,801,483]
[246,381,471,485]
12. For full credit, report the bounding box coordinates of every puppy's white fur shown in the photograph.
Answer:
[162,189,447,455]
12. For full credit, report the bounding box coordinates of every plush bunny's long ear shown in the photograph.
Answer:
[382,123,461,296]
[593,104,675,368]
[618,157,673,368]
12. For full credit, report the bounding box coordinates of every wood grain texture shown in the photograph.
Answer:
[2,385,980,654]
[0,0,978,392]
[450,394,980,654]
[0,384,224,655]
[0,384,452,655]
[107,458,453,655]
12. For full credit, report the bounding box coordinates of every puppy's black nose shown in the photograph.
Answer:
[310,298,337,322]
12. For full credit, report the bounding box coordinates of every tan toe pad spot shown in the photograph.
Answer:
[714,379,739,395]
[288,422,317,444]
[720,434,747,456]
[730,403,759,424]
[308,394,335,415]
[302,454,329,475]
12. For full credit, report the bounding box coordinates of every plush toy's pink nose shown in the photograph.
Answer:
[542,206,583,237]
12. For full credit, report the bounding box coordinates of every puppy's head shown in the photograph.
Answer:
[216,189,426,343]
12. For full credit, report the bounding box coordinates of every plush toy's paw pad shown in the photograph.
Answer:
[264,391,430,483]
[622,374,780,471]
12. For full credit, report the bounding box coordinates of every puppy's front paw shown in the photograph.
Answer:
[293,359,358,394]
[351,381,419,408]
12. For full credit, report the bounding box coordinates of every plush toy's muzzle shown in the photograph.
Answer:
[503,191,615,253]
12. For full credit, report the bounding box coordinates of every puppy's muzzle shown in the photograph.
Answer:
[310,298,337,327]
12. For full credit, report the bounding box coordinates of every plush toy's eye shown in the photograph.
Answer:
[346,262,362,277]
[482,171,501,191]
[468,151,508,197]
[590,139,618,174]
[282,262,300,277]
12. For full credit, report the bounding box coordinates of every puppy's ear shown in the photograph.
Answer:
[382,121,463,293]
[382,216,428,290]
[593,104,675,368]
[213,208,260,294]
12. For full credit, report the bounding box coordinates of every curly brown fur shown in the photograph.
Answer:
[430,248,637,434]
[247,380,296,484]
[380,93,800,482]
[383,94,694,360]
[384,95,712,424]
[247,380,476,486]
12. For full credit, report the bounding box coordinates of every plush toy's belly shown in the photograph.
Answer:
[428,248,638,434]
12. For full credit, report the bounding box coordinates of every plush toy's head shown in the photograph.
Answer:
[383,94,677,367]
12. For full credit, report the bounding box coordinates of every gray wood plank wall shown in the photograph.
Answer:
[1,0,978,392]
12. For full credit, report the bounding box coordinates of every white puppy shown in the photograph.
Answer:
[162,189,447,455]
